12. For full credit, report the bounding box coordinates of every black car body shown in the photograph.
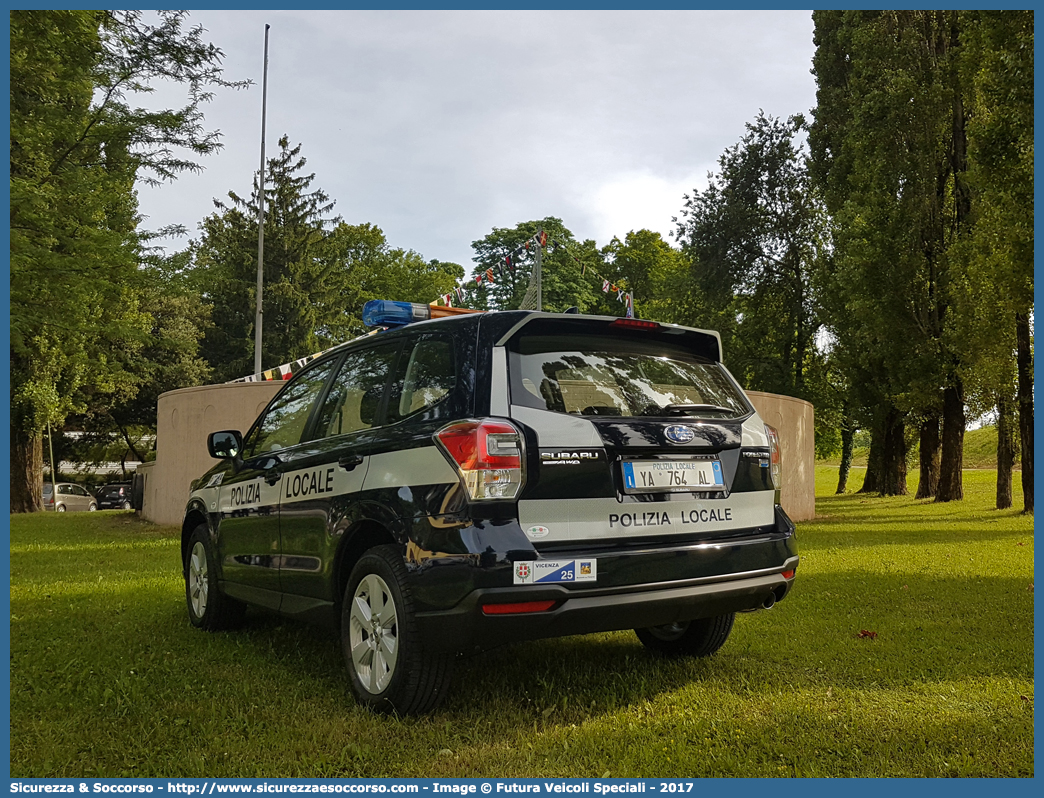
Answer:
[181,307,798,714]
[96,482,133,510]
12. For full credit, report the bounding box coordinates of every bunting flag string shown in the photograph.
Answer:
[229,331,382,384]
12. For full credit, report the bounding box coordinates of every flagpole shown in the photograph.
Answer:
[535,232,543,312]
[46,421,56,485]
[253,23,271,378]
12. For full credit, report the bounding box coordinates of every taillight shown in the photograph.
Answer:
[765,424,781,489]
[435,419,526,500]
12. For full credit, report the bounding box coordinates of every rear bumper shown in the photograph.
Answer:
[416,562,797,652]
[408,504,798,653]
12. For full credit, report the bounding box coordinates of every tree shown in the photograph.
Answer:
[78,252,213,466]
[468,218,602,313]
[598,230,686,322]
[193,136,346,380]
[193,142,464,382]
[960,11,1034,512]
[675,113,828,401]
[10,10,242,512]
[318,223,463,340]
[810,11,974,500]
[205,135,342,379]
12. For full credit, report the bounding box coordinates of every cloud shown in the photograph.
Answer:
[135,10,816,267]
[582,169,714,246]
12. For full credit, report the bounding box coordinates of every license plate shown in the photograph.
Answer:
[622,459,724,493]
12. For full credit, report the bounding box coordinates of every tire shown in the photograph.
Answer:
[342,544,453,715]
[122,502,132,510]
[56,504,66,513]
[88,503,97,512]
[184,524,246,631]
[635,613,735,657]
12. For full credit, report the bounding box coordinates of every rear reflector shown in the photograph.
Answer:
[482,600,556,615]
[781,569,795,579]
[610,318,660,331]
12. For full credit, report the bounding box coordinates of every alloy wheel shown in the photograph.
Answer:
[348,573,399,694]
[188,541,209,619]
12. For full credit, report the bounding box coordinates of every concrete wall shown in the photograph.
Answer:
[140,382,282,526]
[747,391,815,522]
[141,382,815,527]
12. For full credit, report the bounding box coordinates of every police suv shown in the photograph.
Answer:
[182,302,798,714]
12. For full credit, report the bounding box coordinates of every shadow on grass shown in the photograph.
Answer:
[11,566,1035,778]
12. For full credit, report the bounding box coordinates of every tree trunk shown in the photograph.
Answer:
[879,407,908,496]
[858,424,882,494]
[836,408,854,494]
[935,380,965,502]
[116,420,146,464]
[915,414,940,499]
[996,393,1015,510]
[11,426,43,513]
[1016,312,1033,513]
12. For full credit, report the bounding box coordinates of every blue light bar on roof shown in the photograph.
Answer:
[362,300,431,328]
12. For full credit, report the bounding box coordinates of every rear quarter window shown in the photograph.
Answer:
[386,336,456,424]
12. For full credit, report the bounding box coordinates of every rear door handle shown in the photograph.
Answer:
[264,469,281,486]
[339,455,363,472]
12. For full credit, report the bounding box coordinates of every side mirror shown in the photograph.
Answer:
[208,430,243,460]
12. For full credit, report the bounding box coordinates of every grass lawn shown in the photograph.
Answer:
[10,471,1034,778]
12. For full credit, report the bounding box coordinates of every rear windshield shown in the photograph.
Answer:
[508,334,751,419]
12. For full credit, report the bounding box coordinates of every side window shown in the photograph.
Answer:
[387,336,455,424]
[314,343,400,439]
[74,486,89,497]
[58,485,71,496]
[246,360,337,457]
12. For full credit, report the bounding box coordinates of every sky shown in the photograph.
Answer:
[137,10,818,271]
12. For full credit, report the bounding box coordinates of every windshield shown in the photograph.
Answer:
[508,334,751,419]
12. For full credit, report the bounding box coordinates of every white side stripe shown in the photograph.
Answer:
[362,445,458,492]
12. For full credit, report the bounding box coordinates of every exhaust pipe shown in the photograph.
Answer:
[761,593,776,610]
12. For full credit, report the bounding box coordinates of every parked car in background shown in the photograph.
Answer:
[96,482,133,510]
[44,482,98,512]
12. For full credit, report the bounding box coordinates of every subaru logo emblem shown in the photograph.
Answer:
[665,425,695,444]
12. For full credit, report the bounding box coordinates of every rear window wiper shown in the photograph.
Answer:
[661,403,736,416]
